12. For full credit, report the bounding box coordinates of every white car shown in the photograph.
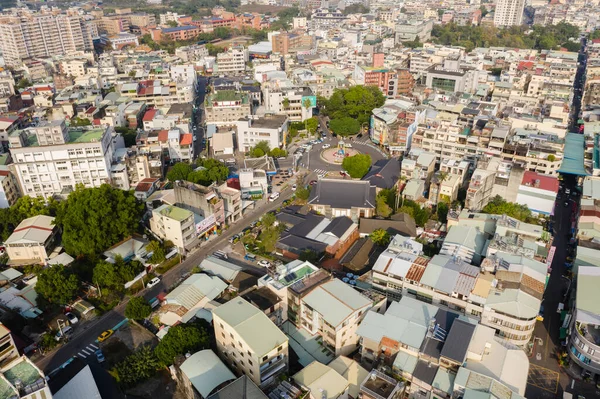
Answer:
[269,192,280,202]
[292,184,297,191]
[65,312,78,325]
[322,143,331,149]
[147,277,161,288]
[257,260,271,267]
[345,143,353,148]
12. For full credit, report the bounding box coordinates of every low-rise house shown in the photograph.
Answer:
[212,297,289,387]
[239,168,268,196]
[276,213,358,260]
[292,361,349,399]
[327,356,369,399]
[160,273,227,325]
[439,225,486,265]
[179,349,236,399]
[206,375,268,399]
[402,179,426,202]
[150,204,199,252]
[515,171,559,216]
[235,115,289,153]
[308,179,376,222]
[362,158,401,192]
[358,214,417,238]
[5,215,59,265]
[134,177,160,201]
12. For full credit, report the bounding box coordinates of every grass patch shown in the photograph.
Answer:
[155,255,181,274]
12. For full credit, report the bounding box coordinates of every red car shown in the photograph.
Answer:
[309,180,317,185]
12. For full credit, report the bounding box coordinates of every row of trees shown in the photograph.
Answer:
[431,22,581,52]
[482,195,539,224]
[166,158,229,185]
[110,322,211,387]
[248,140,288,158]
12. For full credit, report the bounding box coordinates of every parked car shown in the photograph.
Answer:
[340,170,349,177]
[309,180,317,185]
[65,312,78,325]
[55,326,73,342]
[345,143,353,148]
[258,260,271,267]
[322,144,331,149]
[97,329,114,342]
[147,277,161,288]
[292,184,297,191]
[95,349,105,363]
[357,133,363,138]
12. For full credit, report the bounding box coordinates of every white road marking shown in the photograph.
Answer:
[78,352,87,358]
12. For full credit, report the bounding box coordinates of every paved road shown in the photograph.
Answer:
[296,116,387,176]
[36,185,294,373]
[525,35,596,399]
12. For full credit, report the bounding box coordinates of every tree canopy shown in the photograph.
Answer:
[125,297,152,320]
[399,200,432,227]
[320,86,385,125]
[35,265,80,305]
[431,22,581,52]
[295,185,311,201]
[343,3,369,14]
[329,117,361,137]
[370,229,391,247]
[154,324,210,366]
[111,345,161,388]
[167,159,229,186]
[342,154,372,178]
[482,195,536,222]
[249,140,271,157]
[56,185,144,256]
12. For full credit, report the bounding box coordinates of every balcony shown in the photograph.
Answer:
[260,356,286,382]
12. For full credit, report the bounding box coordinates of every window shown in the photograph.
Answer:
[277,346,283,352]
[248,360,253,366]
[262,355,268,362]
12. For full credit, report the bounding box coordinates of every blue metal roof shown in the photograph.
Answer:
[558,133,588,176]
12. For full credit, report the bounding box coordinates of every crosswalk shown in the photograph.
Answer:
[352,140,372,146]
[313,169,328,176]
[77,343,98,358]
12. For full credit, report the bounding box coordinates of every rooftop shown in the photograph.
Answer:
[302,279,371,327]
[180,350,235,399]
[212,297,288,357]
[156,204,192,222]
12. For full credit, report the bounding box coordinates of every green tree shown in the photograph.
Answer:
[269,148,288,158]
[261,212,276,228]
[147,241,166,264]
[166,162,193,181]
[437,202,449,223]
[547,154,556,162]
[342,154,372,178]
[480,5,488,17]
[56,185,144,256]
[11,196,58,220]
[329,117,361,136]
[206,43,226,56]
[282,97,290,109]
[16,78,31,90]
[125,297,152,320]
[305,117,318,134]
[592,30,600,40]
[299,249,319,263]
[295,185,310,201]
[343,3,369,14]
[36,265,80,305]
[482,195,534,222]
[166,21,178,27]
[93,261,125,291]
[250,140,271,157]
[39,332,58,352]
[154,324,210,366]
[320,86,385,125]
[370,229,391,247]
[111,345,161,387]
[376,195,393,218]
[70,117,91,127]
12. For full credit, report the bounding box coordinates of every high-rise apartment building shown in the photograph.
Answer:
[493,0,525,27]
[0,11,96,66]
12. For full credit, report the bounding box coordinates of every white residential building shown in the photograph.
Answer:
[149,204,199,252]
[213,297,289,388]
[216,46,248,75]
[494,0,526,26]
[8,121,121,199]
[235,115,289,153]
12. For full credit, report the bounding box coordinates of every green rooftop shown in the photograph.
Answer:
[278,265,315,286]
[0,377,16,399]
[3,360,41,388]
[158,205,192,222]
[212,90,243,102]
[68,129,105,143]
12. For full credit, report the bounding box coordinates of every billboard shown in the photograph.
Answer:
[301,95,317,108]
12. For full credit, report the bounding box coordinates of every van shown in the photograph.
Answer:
[55,326,73,341]
[269,192,280,202]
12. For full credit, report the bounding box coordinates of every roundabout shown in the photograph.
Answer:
[320,141,360,164]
